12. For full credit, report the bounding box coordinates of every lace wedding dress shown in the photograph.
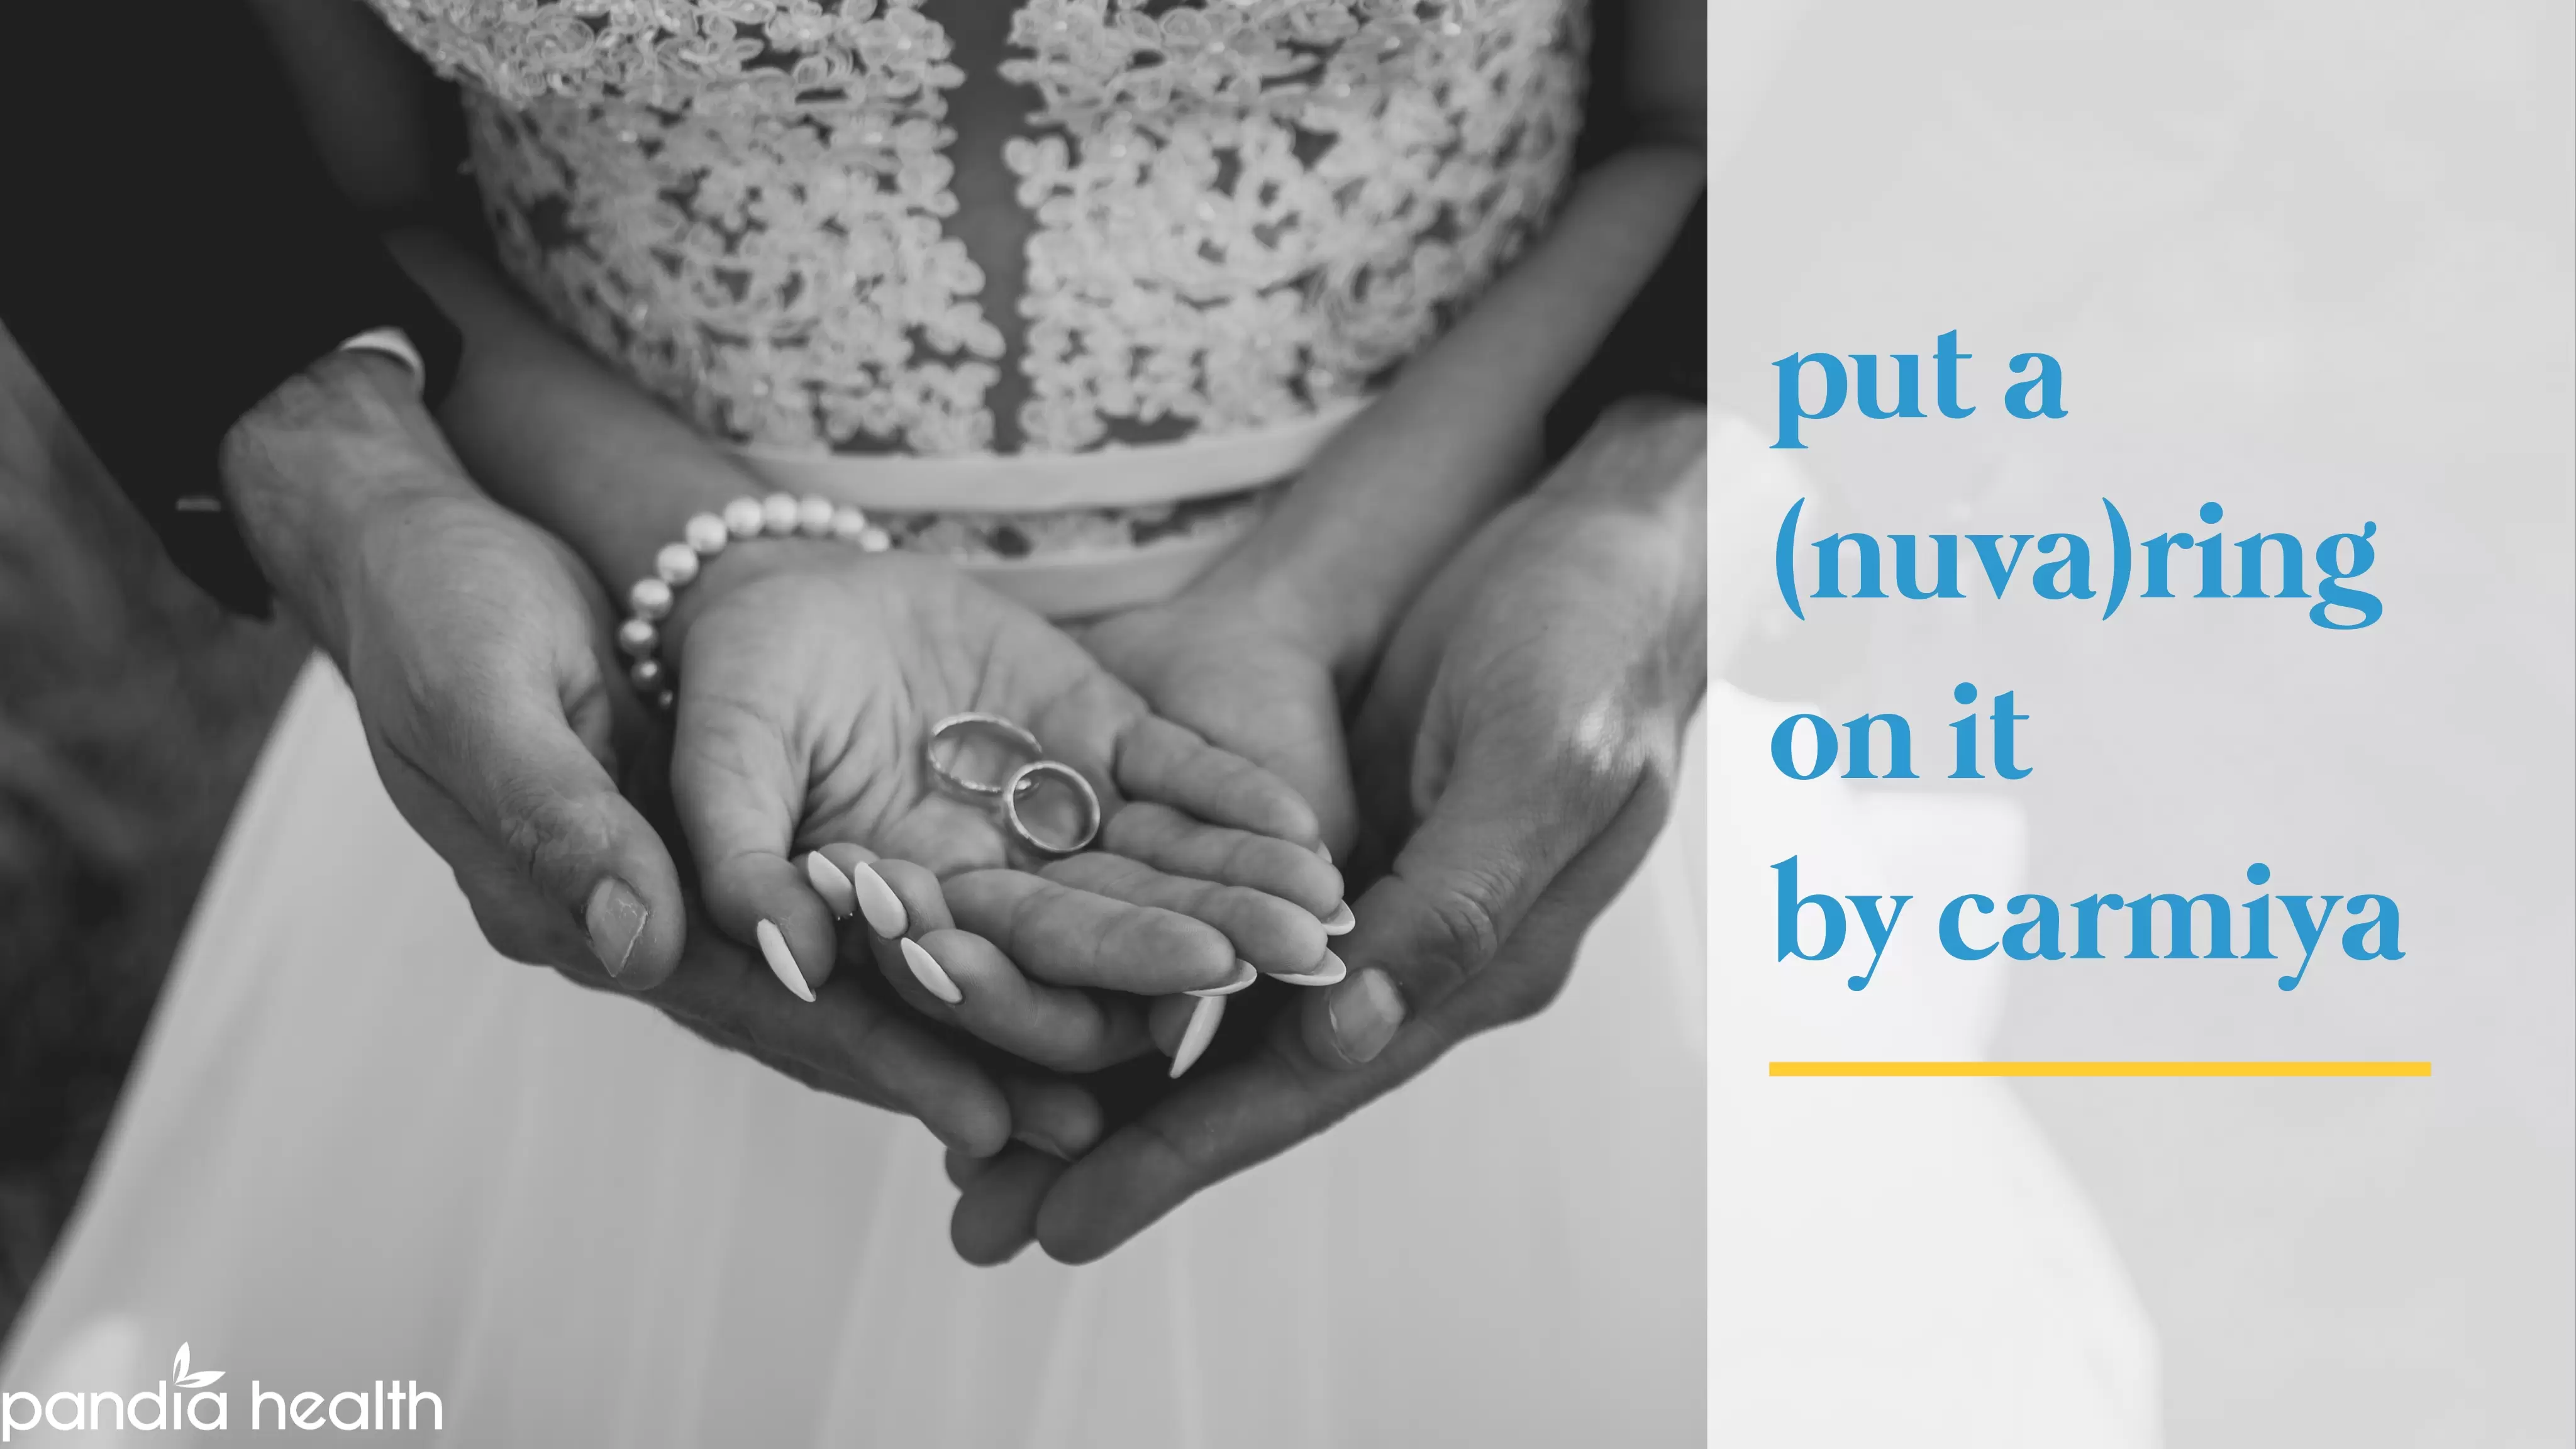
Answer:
[6,3,1705,1445]
[2,3,2151,1443]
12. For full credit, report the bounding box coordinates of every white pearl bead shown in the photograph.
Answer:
[684,512,730,555]
[627,658,666,692]
[654,542,701,586]
[723,497,766,538]
[616,618,658,657]
[761,493,800,535]
[796,495,835,536]
[628,577,674,620]
[858,526,893,553]
[830,506,869,541]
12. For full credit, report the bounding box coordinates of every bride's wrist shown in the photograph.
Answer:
[606,486,901,704]
[655,533,841,666]
[1169,555,1357,672]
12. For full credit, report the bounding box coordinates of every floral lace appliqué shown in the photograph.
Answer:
[360,0,1585,553]
[1000,0,1585,452]
[369,0,1004,454]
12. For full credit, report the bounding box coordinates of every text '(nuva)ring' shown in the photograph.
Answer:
[999,758,1102,858]
[926,711,1043,801]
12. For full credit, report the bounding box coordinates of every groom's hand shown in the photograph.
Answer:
[221,351,1030,1155]
[223,350,689,987]
[953,401,1708,1261]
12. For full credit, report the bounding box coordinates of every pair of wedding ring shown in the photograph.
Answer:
[925,713,1101,858]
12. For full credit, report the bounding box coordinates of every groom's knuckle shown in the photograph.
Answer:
[497,786,606,888]
[1416,879,1506,993]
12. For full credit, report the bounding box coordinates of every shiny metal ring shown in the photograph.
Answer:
[999,758,1102,858]
[926,712,1044,801]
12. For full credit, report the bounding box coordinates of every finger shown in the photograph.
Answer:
[1099,801,1346,919]
[1304,740,1674,1068]
[944,1148,991,1191]
[1329,713,1643,1014]
[1000,1073,1105,1161]
[1040,852,1328,979]
[950,1145,1066,1266]
[432,681,689,989]
[670,697,837,1002]
[901,929,1158,1074]
[939,869,1238,994]
[1023,1043,1345,1264]
[1033,770,1682,1263]
[853,859,1155,1072]
[643,918,1014,1158]
[1146,991,1199,1057]
[1113,716,1322,847]
[379,749,593,971]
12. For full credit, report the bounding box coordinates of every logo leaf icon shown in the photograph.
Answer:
[170,1343,223,1389]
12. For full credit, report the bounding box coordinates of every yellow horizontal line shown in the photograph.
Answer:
[1768,1061,2431,1078]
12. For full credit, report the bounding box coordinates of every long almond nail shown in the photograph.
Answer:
[1187,960,1260,997]
[1169,994,1225,1079]
[1316,841,1333,865]
[1268,949,1348,987]
[1319,901,1355,936]
[802,852,858,918]
[1327,967,1406,1065]
[899,937,963,1004]
[847,860,908,938]
[755,919,814,1002]
[584,878,649,979]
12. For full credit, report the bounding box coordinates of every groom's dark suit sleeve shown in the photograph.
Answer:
[1544,0,1706,457]
[0,2,462,618]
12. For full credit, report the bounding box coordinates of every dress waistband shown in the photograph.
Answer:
[724,401,1363,619]
[728,398,1366,514]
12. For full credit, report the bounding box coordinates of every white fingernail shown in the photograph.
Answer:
[847,860,909,938]
[1268,949,1348,987]
[755,919,815,1002]
[1188,959,1260,997]
[803,852,858,918]
[1169,994,1225,1079]
[1316,841,1333,865]
[1320,901,1355,936]
[900,937,962,1004]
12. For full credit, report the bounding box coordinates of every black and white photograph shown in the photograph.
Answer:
[7,3,2574,1446]
[2,1,1707,1443]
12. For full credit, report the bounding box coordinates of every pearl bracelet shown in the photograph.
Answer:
[617,492,893,711]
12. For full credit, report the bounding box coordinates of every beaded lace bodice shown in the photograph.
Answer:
[366,0,1585,472]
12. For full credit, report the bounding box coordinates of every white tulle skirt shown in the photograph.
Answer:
[1,659,1706,1446]
[3,658,2158,1445]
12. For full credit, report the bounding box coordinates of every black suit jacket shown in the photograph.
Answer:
[0,3,462,618]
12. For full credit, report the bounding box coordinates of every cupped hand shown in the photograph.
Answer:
[948,399,1709,1262]
[663,543,1345,1070]
[1080,591,1360,858]
[224,354,689,989]
[223,354,1040,1154]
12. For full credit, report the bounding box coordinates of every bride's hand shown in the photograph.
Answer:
[947,401,1707,1261]
[662,541,1346,1069]
[1082,588,1360,860]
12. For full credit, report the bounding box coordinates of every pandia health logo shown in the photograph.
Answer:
[0,1344,441,1439]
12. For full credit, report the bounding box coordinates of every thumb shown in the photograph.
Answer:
[667,694,841,1004]
[1304,704,1650,1066]
[447,681,689,989]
